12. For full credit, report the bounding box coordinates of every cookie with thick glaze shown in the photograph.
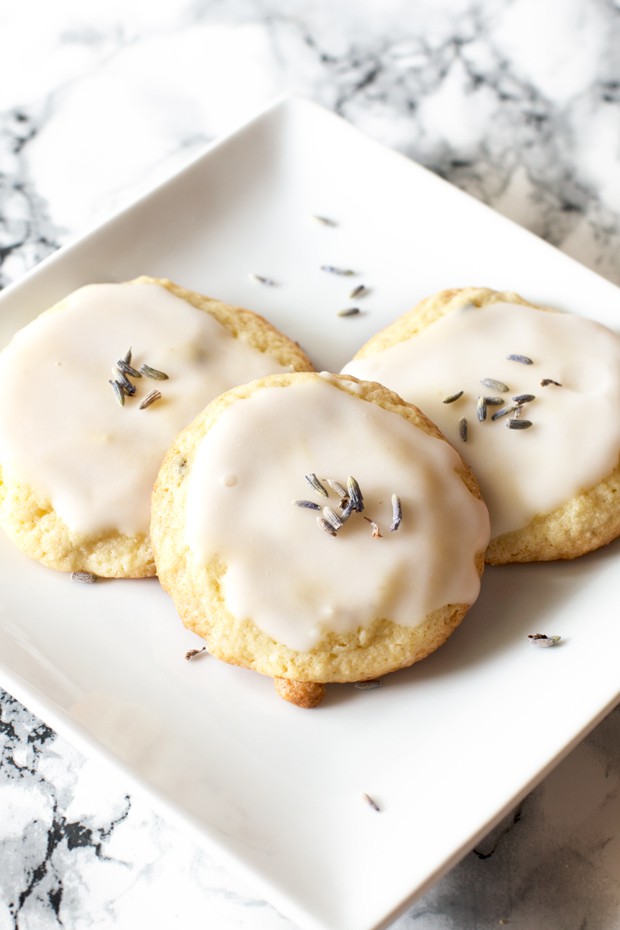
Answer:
[151,370,489,706]
[0,276,313,577]
[343,287,620,563]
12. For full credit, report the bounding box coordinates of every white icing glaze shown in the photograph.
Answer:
[343,301,620,537]
[184,378,489,652]
[0,281,290,536]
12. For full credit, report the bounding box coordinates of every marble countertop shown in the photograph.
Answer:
[1,1,620,928]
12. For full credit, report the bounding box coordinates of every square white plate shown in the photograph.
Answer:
[1,96,619,930]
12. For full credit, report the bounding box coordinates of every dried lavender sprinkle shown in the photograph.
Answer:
[322,506,344,531]
[312,214,337,226]
[443,390,464,404]
[250,273,276,286]
[316,515,337,537]
[117,358,142,378]
[139,389,162,410]
[459,417,468,441]
[476,396,487,422]
[541,378,562,387]
[484,396,505,406]
[491,405,517,421]
[349,284,367,299]
[109,379,125,406]
[507,418,532,429]
[184,646,207,660]
[507,354,533,365]
[294,499,321,511]
[528,633,561,647]
[321,265,355,276]
[512,393,535,404]
[390,494,402,532]
[305,473,329,498]
[337,307,360,317]
[481,378,510,392]
[325,479,347,498]
[71,570,98,584]
[362,793,381,812]
[364,517,382,538]
[354,680,383,690]
[347,475,364,512]
[139,364,169,381]
[114,370,137,396]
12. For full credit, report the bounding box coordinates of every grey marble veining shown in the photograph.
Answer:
[1,1,620,928]
[0,693,131,928]
[0,109,59,288]
[403,702,620,929]
[2,687,619,930]
[3,1,620,286]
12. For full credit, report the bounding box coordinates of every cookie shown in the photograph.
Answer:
[343,287,620,563]
[151,370,489,706]
[0,276,313,577]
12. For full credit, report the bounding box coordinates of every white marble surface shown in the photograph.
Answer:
[1,1,620,928]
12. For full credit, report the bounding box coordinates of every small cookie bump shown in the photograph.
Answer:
[273,678,325,708]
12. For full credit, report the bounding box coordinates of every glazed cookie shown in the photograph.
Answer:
[343,287,620,563]
[0,276,313,577]
[151,371,490,707]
